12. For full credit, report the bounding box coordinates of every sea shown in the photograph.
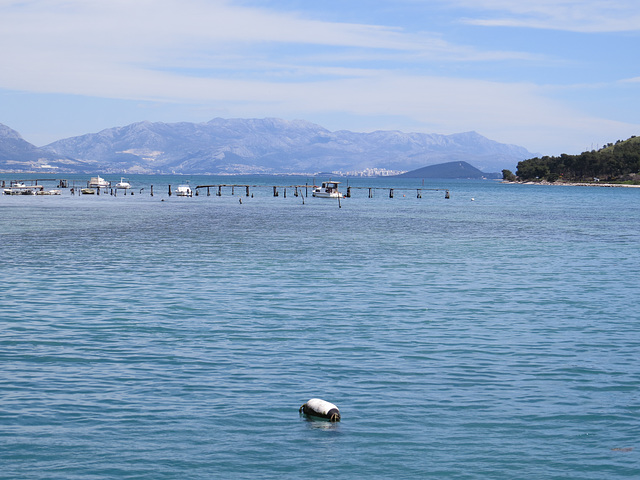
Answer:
[1,174,639,479]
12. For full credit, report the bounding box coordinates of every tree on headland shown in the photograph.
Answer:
[502,169,516,181]
[516,136,640,183]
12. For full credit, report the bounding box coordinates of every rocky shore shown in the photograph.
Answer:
[502,180,640,188]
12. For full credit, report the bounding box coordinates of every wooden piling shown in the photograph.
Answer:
[172,183,450,202]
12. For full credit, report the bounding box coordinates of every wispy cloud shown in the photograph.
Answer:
[0,0,454,57]
[0,0,548,109]
[1,0,638,154]
[449,0,640,32]
[0,0,538,86]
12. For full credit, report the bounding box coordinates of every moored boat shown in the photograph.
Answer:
[176,184,193,197]
[115,178,131,189]
[3,182,44,195]
[88,176,110,188]
[312,181,342,198]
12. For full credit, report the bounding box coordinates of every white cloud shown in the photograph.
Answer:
[1,0,638,154]
[0,0,545,98]
[450,0,640,32]
[0,0,538,76]
[0,0,455,59]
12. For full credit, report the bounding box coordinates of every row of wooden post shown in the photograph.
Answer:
[81,185,451,199]
[7,181,449,200]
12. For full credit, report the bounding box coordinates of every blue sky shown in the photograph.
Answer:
[1,0,638,155]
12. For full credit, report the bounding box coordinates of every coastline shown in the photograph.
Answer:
[502,180,640,188]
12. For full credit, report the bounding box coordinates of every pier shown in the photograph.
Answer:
[343,186,450,199]
[3,179,452,200]
[192,183,450,199]
[194,183,311,198]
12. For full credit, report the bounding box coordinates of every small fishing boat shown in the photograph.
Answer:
[176,184,193,197]
[81,188,96,195]
[312,181,342,198]
[88,176,110,188]
[3,182,44,195]
[115,178,131,189]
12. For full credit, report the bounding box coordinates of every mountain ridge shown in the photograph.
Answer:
[0,118,535,174]
[0,123,81,171]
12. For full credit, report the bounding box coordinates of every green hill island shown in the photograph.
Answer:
[396,161,500,179]
[507,135,640,184]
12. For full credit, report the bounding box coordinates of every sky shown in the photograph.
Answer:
[1,0,639,155]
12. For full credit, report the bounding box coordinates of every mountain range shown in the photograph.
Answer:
[0,118,534,175]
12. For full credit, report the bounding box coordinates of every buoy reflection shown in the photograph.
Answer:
[300,415,340,430]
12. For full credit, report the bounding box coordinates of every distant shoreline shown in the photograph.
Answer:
[502,181,640,188]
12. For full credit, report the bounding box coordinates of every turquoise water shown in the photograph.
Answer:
[1,176,639,479]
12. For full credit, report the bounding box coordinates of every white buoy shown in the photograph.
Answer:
[299,398,341,422]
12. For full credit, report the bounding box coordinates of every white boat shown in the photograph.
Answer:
[81,188,96,195]
[115,177,131,189]
[3,182,44,195]
[88,176,110,188]
[312,181,342,198]
[176,184,193,197]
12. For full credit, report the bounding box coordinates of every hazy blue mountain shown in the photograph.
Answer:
[0,123,85,173]
[42,118,534,174]
[396,161,501,179]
